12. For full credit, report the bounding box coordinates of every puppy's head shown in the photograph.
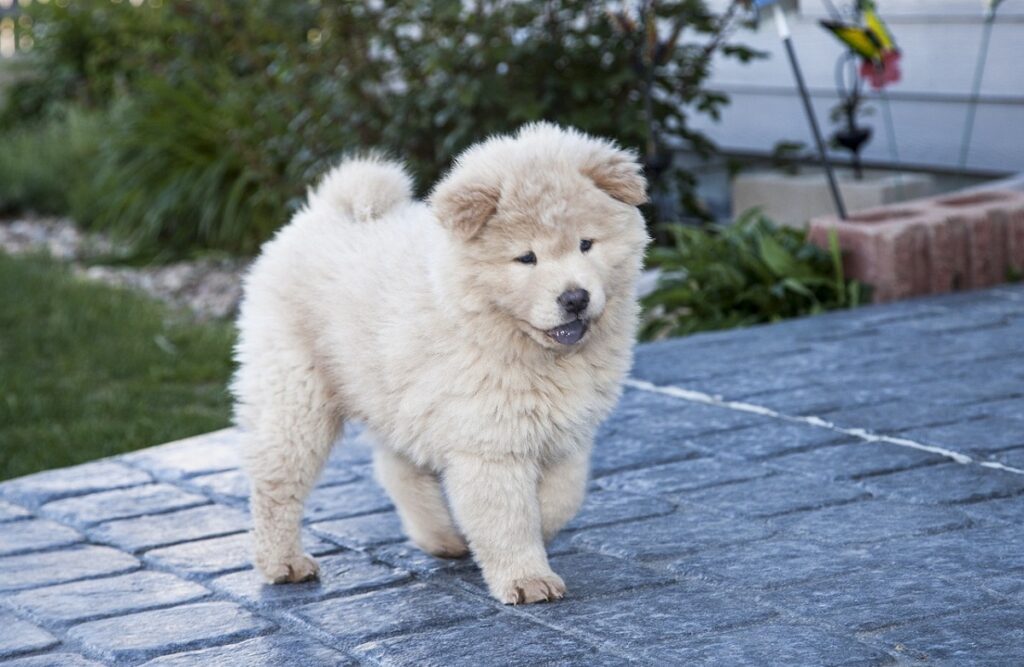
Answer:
[430,123,650,351]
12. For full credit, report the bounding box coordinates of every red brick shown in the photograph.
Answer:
[931,190,1024,287]
[809,207,941,303]
[810,189,1024,303]
[923,213,969,293]
[1007,205,1024,276]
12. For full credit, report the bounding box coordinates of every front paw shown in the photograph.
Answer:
[256,552,320,584]
[495,572,566,605]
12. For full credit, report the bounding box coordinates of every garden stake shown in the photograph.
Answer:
[771,2,847,219]
[959,2,1000,168]
[877,87,905,200]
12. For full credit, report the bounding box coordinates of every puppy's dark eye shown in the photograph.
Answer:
[515,251,537,265]
[580,239,594,253]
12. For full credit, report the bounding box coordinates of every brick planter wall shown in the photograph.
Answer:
[809,189,1024,303]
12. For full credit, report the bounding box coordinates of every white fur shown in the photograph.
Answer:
[233,123,649,603]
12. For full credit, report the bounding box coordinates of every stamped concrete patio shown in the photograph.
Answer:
[2,285,1023,666]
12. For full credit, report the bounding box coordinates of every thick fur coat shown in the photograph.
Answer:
[232,123,649,604]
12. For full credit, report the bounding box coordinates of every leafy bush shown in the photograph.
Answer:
[0,0,172,126]
[70,77,296,256]
[641,211,867,340]
[5,0,763,255]
[0,107,102,216]
[350,1,763,219]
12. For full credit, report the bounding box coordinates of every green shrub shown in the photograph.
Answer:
[0,107,102,216]
[0,0,172,126]
[70,77,295,256]
[350,1,764,217]
[6,0,763,255]
[640,211,867,340]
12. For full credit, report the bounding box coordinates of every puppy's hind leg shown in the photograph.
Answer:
[241,359,342,584]
[374,447,468,559]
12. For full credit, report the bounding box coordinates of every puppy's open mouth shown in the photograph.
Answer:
[545,319,589,346]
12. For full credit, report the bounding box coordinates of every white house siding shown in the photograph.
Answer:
[694,0,1024,174]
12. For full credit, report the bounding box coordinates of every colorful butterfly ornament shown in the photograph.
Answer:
[820,1,901,89]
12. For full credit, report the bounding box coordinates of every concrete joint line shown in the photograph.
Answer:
[624,378,1024,476]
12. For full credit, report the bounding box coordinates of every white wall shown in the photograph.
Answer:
[694,0,1024,174]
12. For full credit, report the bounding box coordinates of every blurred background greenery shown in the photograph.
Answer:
[1,0,770,253]
[0,0,863,477]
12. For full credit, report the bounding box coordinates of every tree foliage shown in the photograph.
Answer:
[3,0,763,254]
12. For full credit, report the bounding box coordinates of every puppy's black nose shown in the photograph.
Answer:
[558,288,590,315]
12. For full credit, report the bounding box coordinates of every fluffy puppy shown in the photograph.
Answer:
[232,123,649,604]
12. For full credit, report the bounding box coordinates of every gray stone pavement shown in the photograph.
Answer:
[2,285,1023,666]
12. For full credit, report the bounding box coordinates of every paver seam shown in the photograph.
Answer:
[112,451,235,487]
[753,594,980,662]
[1,479,391,663]
[84,526,252,557]
[0,475,980,667]
[4,288,1021,666]
[173,473,372,512]
[671,479,872,520]
[588,452,705,480]
[430,561,774,663]
[702,492,873,520]
[624,378,1024,475]
[850,603,1023,661]
[431,569,668,665]
[136,548,410,664]
[0,479,156,511]
[0,600,275,667]
[3,587,217,632]
[0,565,145,598]
[37,499,218,530]
[74,612,281,665]
[0,542,381,665]
[89,507,551,662]
[662,559,1009,662]
[267,570,603,659]
[698,435,856,464]
[0,473,1004,665]
[559,508,681,534]
[843,460,948,482]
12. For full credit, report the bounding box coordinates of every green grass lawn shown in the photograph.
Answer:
[0,253,236,481]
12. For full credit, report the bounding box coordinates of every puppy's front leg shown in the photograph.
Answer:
[444,453,565,604]
[539,447,590,542]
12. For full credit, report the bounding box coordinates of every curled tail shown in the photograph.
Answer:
[309,154,414,222]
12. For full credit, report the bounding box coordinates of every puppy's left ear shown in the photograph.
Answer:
[430,172,500,241]
[580,145,649,206]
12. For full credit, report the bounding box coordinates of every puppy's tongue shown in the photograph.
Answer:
[546,320,587,345]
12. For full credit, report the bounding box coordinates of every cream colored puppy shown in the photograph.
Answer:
[232,123,649,604]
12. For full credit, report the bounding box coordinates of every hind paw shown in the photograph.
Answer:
[257,552,320,584]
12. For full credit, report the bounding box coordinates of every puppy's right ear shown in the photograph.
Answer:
[429,172,500,241]
[580,144,648,207]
